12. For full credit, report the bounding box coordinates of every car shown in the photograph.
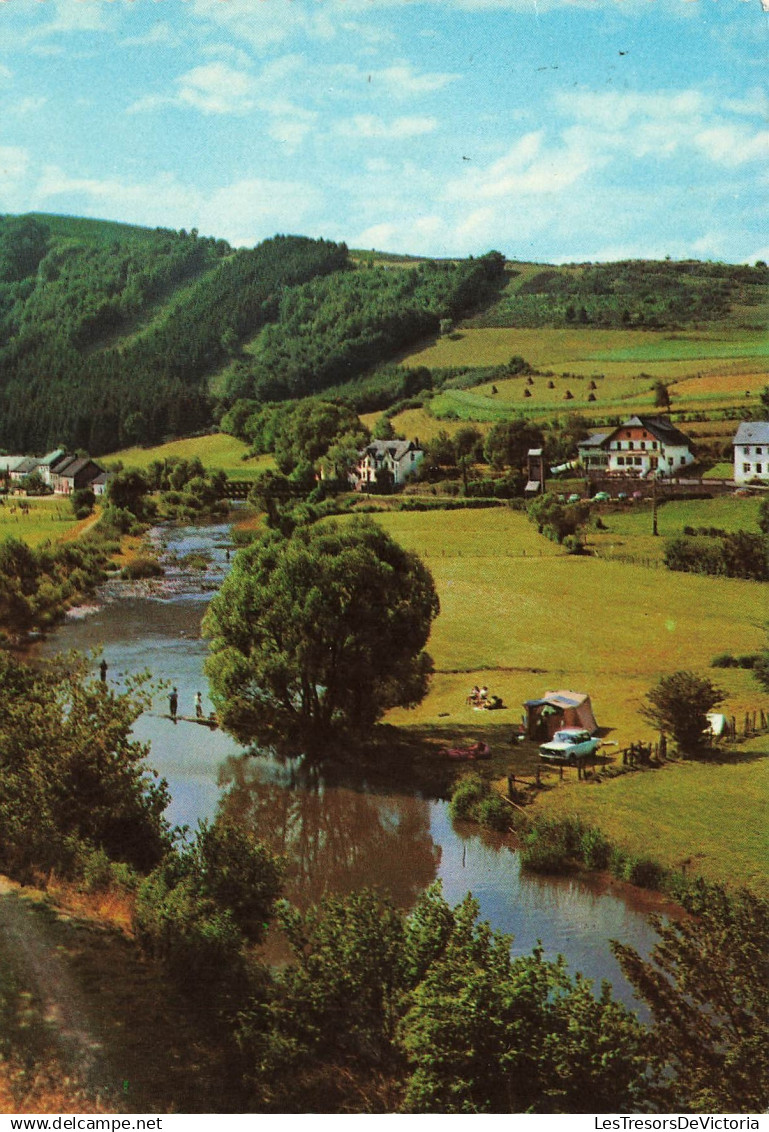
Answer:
[539,728,601,764]
[567,493,581,503]
[592,491,611,502]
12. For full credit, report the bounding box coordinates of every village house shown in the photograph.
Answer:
[732,421,769,486]
[579,415,695,478]
[352,438,424,490]
[50,455,105,495]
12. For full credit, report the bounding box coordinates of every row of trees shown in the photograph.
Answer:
[132,820,769,1113]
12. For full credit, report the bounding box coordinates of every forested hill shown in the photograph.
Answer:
[0,214,505,455]
[0,215,350,454]
[0,213,762,456]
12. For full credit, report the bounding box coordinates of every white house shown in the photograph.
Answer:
[580,416,695,478]
[352,439,424,490]
[733,421,769,486]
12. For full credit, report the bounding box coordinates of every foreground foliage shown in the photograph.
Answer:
[614,887,769,1113]
[0,653,171,878]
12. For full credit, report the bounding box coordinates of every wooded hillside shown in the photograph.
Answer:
[0,213,762,455]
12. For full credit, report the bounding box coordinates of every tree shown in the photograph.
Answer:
[202,518,439,748]
[483,420,543,471]
[758,495,769,536]
[653,381,670,410]
[71,487,95,520]
[106,468,150,518]
[613,887,769,1112]
[0,652,171,877]
[640,671,724,754]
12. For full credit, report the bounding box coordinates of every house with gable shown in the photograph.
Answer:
[733,421,769,486]
[580,415,695,478]
[352,439,424,490]
[51,456,105,496]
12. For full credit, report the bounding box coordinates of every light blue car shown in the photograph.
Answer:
[539,728,601,764]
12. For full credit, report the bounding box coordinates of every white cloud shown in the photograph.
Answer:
[335,114,438,139]
[372,63,459,97]
[8,96,48,118]
[694,125,769,166]
[30,163,324,249]
[0,146,29,196]
[121,23,183,50]
[445,130,597,202]
[176,62,256,116]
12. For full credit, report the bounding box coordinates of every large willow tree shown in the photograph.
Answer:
[203,518,439,750]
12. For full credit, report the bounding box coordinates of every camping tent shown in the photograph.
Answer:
[523,690,598,740]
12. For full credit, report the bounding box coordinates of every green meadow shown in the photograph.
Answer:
[536,737,769,896]
[397,324,767,428]
[374,507,765,746]
[0,496,86,547]
[109,433,274,480]
[588,495,763,565]
[369,505,767,893]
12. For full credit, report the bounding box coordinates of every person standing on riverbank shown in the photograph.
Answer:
[99,658,108,683]
[169,687,178,722]
[195,691,203,719]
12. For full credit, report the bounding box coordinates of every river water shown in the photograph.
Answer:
[39,521,666,1009]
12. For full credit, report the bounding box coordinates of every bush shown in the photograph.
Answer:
[579,826,612,870]
[121,556,165,580]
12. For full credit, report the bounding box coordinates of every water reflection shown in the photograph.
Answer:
[218,755,440,911]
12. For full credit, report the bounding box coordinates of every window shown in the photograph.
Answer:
[640,441,646,450]
[757,448,763,456]
[635,457,642,465]
[757,464,763,474]
[617,456,625,465]
[680,457,686,465]
[744,463,751,474]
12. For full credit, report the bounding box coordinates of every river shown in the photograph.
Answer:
[38,520,666,1009]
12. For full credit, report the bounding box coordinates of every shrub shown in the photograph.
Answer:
[449,775,489,821]
[579,826,612,870]
[121,556,165,580]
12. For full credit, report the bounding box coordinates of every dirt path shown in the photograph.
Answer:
[0,879,238,1113]
[0,873,107,1086]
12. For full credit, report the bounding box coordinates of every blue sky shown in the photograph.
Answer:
[0,0,766,263]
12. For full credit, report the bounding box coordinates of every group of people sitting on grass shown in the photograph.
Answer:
[467,685,504,710]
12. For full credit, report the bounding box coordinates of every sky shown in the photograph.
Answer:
[0,0,767,264]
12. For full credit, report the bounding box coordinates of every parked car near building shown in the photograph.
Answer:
[539,728,601,764]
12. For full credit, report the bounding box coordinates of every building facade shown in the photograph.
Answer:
[580,416,694,478]
[733,421,769,486]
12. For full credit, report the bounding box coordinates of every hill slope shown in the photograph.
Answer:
[0,214,764,455]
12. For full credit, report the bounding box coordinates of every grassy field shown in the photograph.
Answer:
[402,325,765,376]
[107,434,274,480]
[396,324,767,427]
[368,504,767,893]
[373,507,765,743]
[534,736,769,896]
[0,496,88,547]
[588,495,763,565]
